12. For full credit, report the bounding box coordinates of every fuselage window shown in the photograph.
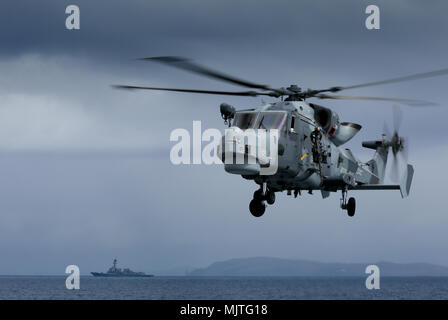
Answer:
[233,111,287,132]
[258,112,287,130]
[233,112,257,129]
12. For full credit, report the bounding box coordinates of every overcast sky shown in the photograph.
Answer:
[0,0,448,275]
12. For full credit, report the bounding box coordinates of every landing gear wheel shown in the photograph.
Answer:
[347,197,356,217]
[265,190,275,205]
[253,189,264,201]
[249,199,266,217]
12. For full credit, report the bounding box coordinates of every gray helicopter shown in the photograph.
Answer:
[116,57,448,217]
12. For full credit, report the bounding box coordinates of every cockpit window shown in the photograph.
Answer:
[233,111,287,130]
[233,112,257,129]
[257,112,287,130]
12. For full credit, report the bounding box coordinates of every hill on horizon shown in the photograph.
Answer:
[188,257,448,277]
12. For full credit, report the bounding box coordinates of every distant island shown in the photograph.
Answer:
[188,257,448,277]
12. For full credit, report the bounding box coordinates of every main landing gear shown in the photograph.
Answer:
[340,189,356,217]
[249,184,275,217]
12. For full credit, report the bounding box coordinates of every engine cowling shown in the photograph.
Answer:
[310,103,361,146]
[330,122,362,146]
[310,103,339,133]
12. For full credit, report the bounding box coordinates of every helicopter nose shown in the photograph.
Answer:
[217,128,261,175]
[218,127,272,175]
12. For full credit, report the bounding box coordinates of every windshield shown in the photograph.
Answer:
[233,111,287,130]
[233,112,257,129]
[257,112,287,130]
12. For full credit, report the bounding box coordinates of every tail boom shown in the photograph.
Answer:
[356,139,414,198]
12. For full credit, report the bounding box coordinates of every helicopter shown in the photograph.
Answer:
[115,57,448,217]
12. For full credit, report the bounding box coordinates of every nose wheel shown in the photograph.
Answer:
[250,184,275,217]
[249,199,266,217]
[340,189,356,217]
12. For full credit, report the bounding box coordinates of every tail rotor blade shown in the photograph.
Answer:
[393,105,403,132]
[402,137,409,164]
[390,154,400,183]
[383,121,391,139]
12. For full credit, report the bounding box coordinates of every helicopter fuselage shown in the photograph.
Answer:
[219,100,380,196]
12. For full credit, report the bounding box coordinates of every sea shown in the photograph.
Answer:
[1,276,448,300]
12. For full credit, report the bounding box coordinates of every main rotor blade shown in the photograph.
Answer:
[314,67,448,94]
[314,94,435,106]
[113,85,276,97]
[341,68,448,91]
[141,56,278,92]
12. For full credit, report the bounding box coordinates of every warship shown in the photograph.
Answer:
[91,259,154,277]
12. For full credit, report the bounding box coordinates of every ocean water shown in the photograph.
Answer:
[1,276,448,300]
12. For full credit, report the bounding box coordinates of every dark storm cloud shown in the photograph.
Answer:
[1,0,446,148]
[1,0,446,59]
[1,0,448,275]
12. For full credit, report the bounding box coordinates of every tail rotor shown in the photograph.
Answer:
[384,106,409,182]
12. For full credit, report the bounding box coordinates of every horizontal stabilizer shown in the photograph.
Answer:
[362,140,383,150]
[349,164,414,198]
[349,185,399,190]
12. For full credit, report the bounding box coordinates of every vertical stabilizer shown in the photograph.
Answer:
[399,164,414,198]
[362,140,389,184]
